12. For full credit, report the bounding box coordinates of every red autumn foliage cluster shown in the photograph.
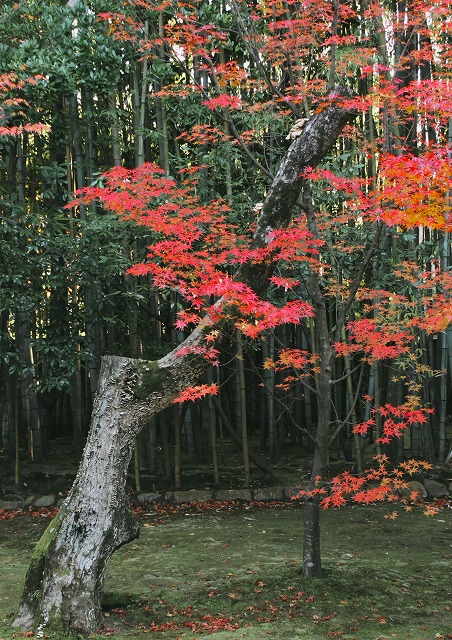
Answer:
[0,507,58,521]
[0,72,48,136]
[72,163,316,348]
[70,0,452,505]
[353,403,434,444]
[292,454,444,519]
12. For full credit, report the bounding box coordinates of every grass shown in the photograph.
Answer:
[0,501,451,640]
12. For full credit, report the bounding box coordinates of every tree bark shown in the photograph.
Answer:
[14,91,356,634]
[13,340,208,632]
[303,496,322,577]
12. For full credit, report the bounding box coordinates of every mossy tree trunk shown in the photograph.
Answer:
[13,340,207,633]
[14,92,355,634]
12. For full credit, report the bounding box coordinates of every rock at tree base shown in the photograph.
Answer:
[399,481,427,500]
[33,495,56,507]
[423,478,449,498]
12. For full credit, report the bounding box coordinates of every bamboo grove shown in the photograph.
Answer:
[1,0,452,488]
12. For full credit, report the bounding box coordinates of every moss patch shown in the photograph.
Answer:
[133,360,167,400]
[9,508,66,632]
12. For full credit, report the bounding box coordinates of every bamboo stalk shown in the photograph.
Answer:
[236,331,250,487]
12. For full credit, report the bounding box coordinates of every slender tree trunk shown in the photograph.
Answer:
[154,12,170,173]
[174,405,181,488]
[130,67,141,168]
[303,495,322,577]
[66,142,85,443]
[0,312,10,460]
[17,311,43,463]
[439,119,452,461]
[341,326,363,474]
[14,93,355,633]
[14,381,20,484]
[207,367,219,485]
[264,329,276,454]
[137,20,149,167]
[160,412,172,479]
[68,95,86,218]
[302,183,333,578]
[109,92,122,167]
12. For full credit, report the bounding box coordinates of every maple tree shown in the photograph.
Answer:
[13,86,356,633]
[0,72,48,136]
[8,0,452,634]
[1,0,450,464]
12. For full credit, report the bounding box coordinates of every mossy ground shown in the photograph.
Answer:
[0,502,451,640]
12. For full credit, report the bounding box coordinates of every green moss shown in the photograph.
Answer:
[133,360,167,400]
[3,505,451,639]
[33,511,64,559]
[12,507,67,631]
[25,510,64,592]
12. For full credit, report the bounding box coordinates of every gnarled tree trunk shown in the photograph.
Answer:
[14,91,355,634]
[13,331,207,632]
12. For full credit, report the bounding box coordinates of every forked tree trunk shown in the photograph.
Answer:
[14,91,355,634]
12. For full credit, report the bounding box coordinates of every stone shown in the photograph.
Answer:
[215,488,252,502]
[252,487,284,502]
[33,495,56,507]
[0,500,23,510]
[399,480,427,500]
[423,478,449,498]
[188,490,214,503]
[172,490,213,504]
[137,492,161,504]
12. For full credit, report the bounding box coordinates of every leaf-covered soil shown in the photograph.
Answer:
[0,500,451,640]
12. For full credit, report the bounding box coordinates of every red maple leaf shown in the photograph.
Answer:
[202,94,242,110]
[173,384,219,404]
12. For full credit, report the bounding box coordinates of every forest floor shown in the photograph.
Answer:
[0,436,330,502]
[2,435,429,501]
[1,500,451,640]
